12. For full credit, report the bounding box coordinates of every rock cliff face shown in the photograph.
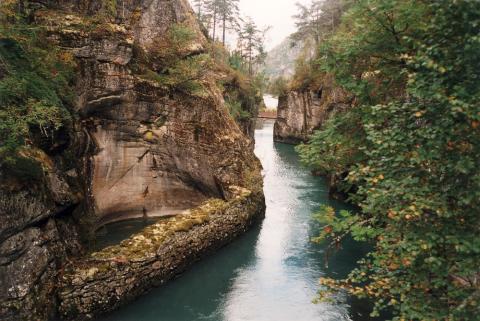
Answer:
[47,0,256,223]
[0,1,265,320]
[58,187,264,320]
[264,37,309,80]
[274,75,353,144]
[0,132,89,320]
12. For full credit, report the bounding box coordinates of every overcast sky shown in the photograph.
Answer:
[189,0,309,51]
[238,0,308,50]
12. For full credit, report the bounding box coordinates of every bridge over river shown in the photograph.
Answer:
[256,110,277,120]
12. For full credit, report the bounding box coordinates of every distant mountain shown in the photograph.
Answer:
[263,37,305,80]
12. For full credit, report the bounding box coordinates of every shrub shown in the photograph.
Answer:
[267,76,289,97]
[225,99,251,121]
[302,1,480,320]
[0,3,74,176]
[137,24,210,96]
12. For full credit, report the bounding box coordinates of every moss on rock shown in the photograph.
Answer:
[58,186,264,320]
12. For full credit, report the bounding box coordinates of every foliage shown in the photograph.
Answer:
[193,1,268,79]
[225,98,251,121]
[0,0,18,22]
[0,5,74,174]
[104,0,117,17]
[296,107,367,182]
[291,0,346,46]
[317,0,427,104]
[221,63,263,124]
[289,51,319,91]
[227,51,245,71]
[209,38,265,126]
[138,21,264,121]
[1,152,44,181]
[287,0,347,91]
[140,54,211,97]
[267,76,289,97]
[194,0,240,44]
[214,0,240,44]
[236,18,268,76]
[299,1,480,320]
[138,24,211,96]
[147,23,199,60]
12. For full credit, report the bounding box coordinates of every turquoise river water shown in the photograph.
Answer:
[96,120,375,321]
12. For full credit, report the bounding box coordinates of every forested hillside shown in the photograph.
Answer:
[289,0,480,320]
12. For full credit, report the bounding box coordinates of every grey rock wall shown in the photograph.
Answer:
[0,156,88,320]
[274,75,353,144]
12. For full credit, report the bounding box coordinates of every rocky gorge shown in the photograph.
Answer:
[274,74,353,145]
[0,0,265,320]
[273,74,354,199]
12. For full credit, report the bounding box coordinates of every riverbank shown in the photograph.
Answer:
[58,185,265,320]
[94,120,373,321]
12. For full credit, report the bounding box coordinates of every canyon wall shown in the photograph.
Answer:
[47,0,258,224]
[274,75,353,144]
[58,186,264,320]
[0,153,88,320]
[0,0,265,320]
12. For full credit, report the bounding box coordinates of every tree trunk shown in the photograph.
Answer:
[213,9,217,41]
[222,15,226,45]
[248,40,253,75]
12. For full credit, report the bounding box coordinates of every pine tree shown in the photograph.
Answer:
[216,0,240,45]
[237,19,266,75]
[291,0,345,45]
[192,0,204,19]
[202,0,241,44]
[203,0,220,41]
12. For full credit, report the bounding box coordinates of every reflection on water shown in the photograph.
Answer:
[96,119,376,321]
[93,218,160,251]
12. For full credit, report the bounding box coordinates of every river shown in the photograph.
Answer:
[96,120,373,321]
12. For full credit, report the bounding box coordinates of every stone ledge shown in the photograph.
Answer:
[57,186,265,320]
